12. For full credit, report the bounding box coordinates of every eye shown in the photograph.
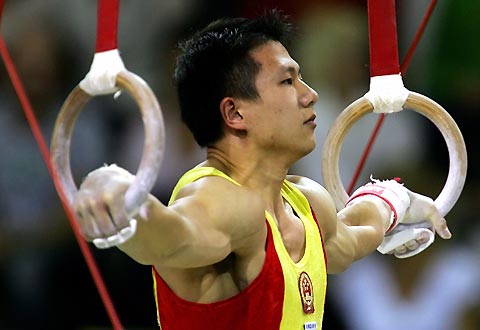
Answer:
[282,78,294,85]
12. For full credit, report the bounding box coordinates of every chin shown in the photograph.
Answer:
[305,138,316,154]
[296,141,316,159]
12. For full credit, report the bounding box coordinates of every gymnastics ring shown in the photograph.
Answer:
[50,70,165,216]
[321,91,467,216]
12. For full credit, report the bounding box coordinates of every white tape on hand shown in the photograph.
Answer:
[364,74,410,113]
[93,219,138,249]
[346,177,411,234]
[79,49,126,96]
[377,224,435,258]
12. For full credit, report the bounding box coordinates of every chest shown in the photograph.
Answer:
[275,212,307,263]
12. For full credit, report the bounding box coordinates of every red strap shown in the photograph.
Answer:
[95,0,119,52]
[367,0,400,76]
[0,0,5,25]
[309,207,328,271]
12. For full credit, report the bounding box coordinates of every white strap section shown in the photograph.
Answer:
[79,49,126,96]
[364,74,410,113]
[347,178,410,232]
[377,223,435,258]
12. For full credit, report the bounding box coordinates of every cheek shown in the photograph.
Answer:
[262,85,297,104]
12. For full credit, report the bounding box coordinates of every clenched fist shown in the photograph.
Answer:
[73,164,140,248]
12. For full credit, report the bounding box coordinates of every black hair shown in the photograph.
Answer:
[174,10,294,147]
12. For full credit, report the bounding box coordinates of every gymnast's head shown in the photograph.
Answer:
[174,10,294,147]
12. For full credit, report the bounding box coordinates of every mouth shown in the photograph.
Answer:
[304,113,317,126]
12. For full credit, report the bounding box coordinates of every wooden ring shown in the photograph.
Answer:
[321,91,467,216]
[50,70,165,214]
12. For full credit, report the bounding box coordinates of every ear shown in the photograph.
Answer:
[219,97,247,130]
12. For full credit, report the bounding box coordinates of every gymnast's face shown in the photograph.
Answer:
[239,41,319,158]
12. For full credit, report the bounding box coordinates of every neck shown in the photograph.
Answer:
[204,141,293,213]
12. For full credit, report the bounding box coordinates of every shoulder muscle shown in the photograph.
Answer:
[171,176,267,249]
[287,175,337,240]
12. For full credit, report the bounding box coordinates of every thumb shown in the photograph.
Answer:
[429,209,451,239]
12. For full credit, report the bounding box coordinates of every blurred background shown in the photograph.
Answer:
[0,0,478,329]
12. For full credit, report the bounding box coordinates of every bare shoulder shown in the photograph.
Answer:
[286,175,337,239]
[170,175,266,245]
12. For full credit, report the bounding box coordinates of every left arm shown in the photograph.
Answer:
[327,197,392,273]
[289,176,449,274]
[291,176,391,273]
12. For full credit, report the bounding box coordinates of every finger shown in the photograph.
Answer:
[88,200,118,237]
[108,194,130,230]
[429,211,451,239]
[416,230,431,244]
[74,203,104,241]
[394,245,407,255]
[405,239,419,251]
[118,219,137,242]
[93,220,138,249]
[93,237,113,249]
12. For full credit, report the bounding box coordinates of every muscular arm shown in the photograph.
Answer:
[119,194,232,268]
[122,178,266,268]
[325,198,391,273]
[289,176,391,274]
[74,166,266,269]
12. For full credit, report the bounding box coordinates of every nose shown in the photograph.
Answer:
[299,80,318,108]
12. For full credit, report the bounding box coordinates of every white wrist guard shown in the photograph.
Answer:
[346,177,410,234]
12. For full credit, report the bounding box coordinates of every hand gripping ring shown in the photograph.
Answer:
[321,92,467,217]
[50,70,165,240]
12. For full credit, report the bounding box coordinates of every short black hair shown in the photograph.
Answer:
[174,10,294,147]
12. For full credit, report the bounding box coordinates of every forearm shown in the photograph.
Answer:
[341,196,391,230]
[338,197,392,260]
[117,196,189,264]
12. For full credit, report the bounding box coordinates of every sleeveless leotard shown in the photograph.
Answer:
[152,167,327,329]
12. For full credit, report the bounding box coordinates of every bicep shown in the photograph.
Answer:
[291,176,389,274]
[119,194,233,268]
[119,179,265,269]
[307,189,362,274]
[325,199,390,274]
[325,217,378,274]
[290,177,355,273]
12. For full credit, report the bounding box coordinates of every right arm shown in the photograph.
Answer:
[73,165,266,268]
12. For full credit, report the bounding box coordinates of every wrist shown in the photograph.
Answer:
[346,177,410,234]
[346,195,395,233]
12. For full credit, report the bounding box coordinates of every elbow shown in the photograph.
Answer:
[328,258,354,274]
[325,242,357,274]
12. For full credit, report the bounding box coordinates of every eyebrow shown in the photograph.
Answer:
[279,64,301,75]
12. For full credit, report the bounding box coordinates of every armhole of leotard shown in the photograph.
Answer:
[309,207,328,271]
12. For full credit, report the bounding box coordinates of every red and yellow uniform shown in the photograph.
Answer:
[153,167,327,329]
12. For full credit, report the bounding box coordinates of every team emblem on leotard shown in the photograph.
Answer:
[298,271,314,314]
